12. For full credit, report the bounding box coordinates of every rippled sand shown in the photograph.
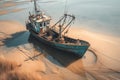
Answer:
[0,21,120,80]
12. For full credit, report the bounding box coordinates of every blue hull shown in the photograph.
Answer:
[26,23,90,57]
[29,30,90,57]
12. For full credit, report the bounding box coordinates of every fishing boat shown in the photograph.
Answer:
[26,0,90,57]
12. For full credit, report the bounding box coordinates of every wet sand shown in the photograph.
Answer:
[0,21,120,80]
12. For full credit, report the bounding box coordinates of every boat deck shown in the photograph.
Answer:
[37,32,89,46]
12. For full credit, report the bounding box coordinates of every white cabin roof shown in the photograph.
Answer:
[36,14,51,22]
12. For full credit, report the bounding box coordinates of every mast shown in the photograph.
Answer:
[52,14,75,39]
[33,0,37,14]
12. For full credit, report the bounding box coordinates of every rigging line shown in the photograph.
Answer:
[64,24,71,35]
[64,18,75,34]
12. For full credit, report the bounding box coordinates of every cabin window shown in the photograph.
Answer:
[44,22,46,26]
[40,23,42,27]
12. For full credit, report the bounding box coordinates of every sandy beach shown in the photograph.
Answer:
[0,20,120,80]
[0,0,120,80]
[0,20,86,80]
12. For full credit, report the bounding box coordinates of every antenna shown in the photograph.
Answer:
[64,0,68,14]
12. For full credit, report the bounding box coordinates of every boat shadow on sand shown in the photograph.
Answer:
[28,34,98,78]
[1,31,82,67]
[1,31,29,47]
[1,31,97,68]
[28,34,83,67]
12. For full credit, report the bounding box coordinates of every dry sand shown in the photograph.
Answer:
[68,27,120,69]
[67,27,120,79]
[0,20,120,80]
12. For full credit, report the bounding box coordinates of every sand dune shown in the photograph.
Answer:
[0,56,42,80]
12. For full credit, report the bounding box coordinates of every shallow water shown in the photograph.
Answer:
[0,0,120,80]
[0,0,120,36]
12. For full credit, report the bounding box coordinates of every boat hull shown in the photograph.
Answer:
[29,33,89,57]
[26,23,90,57]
